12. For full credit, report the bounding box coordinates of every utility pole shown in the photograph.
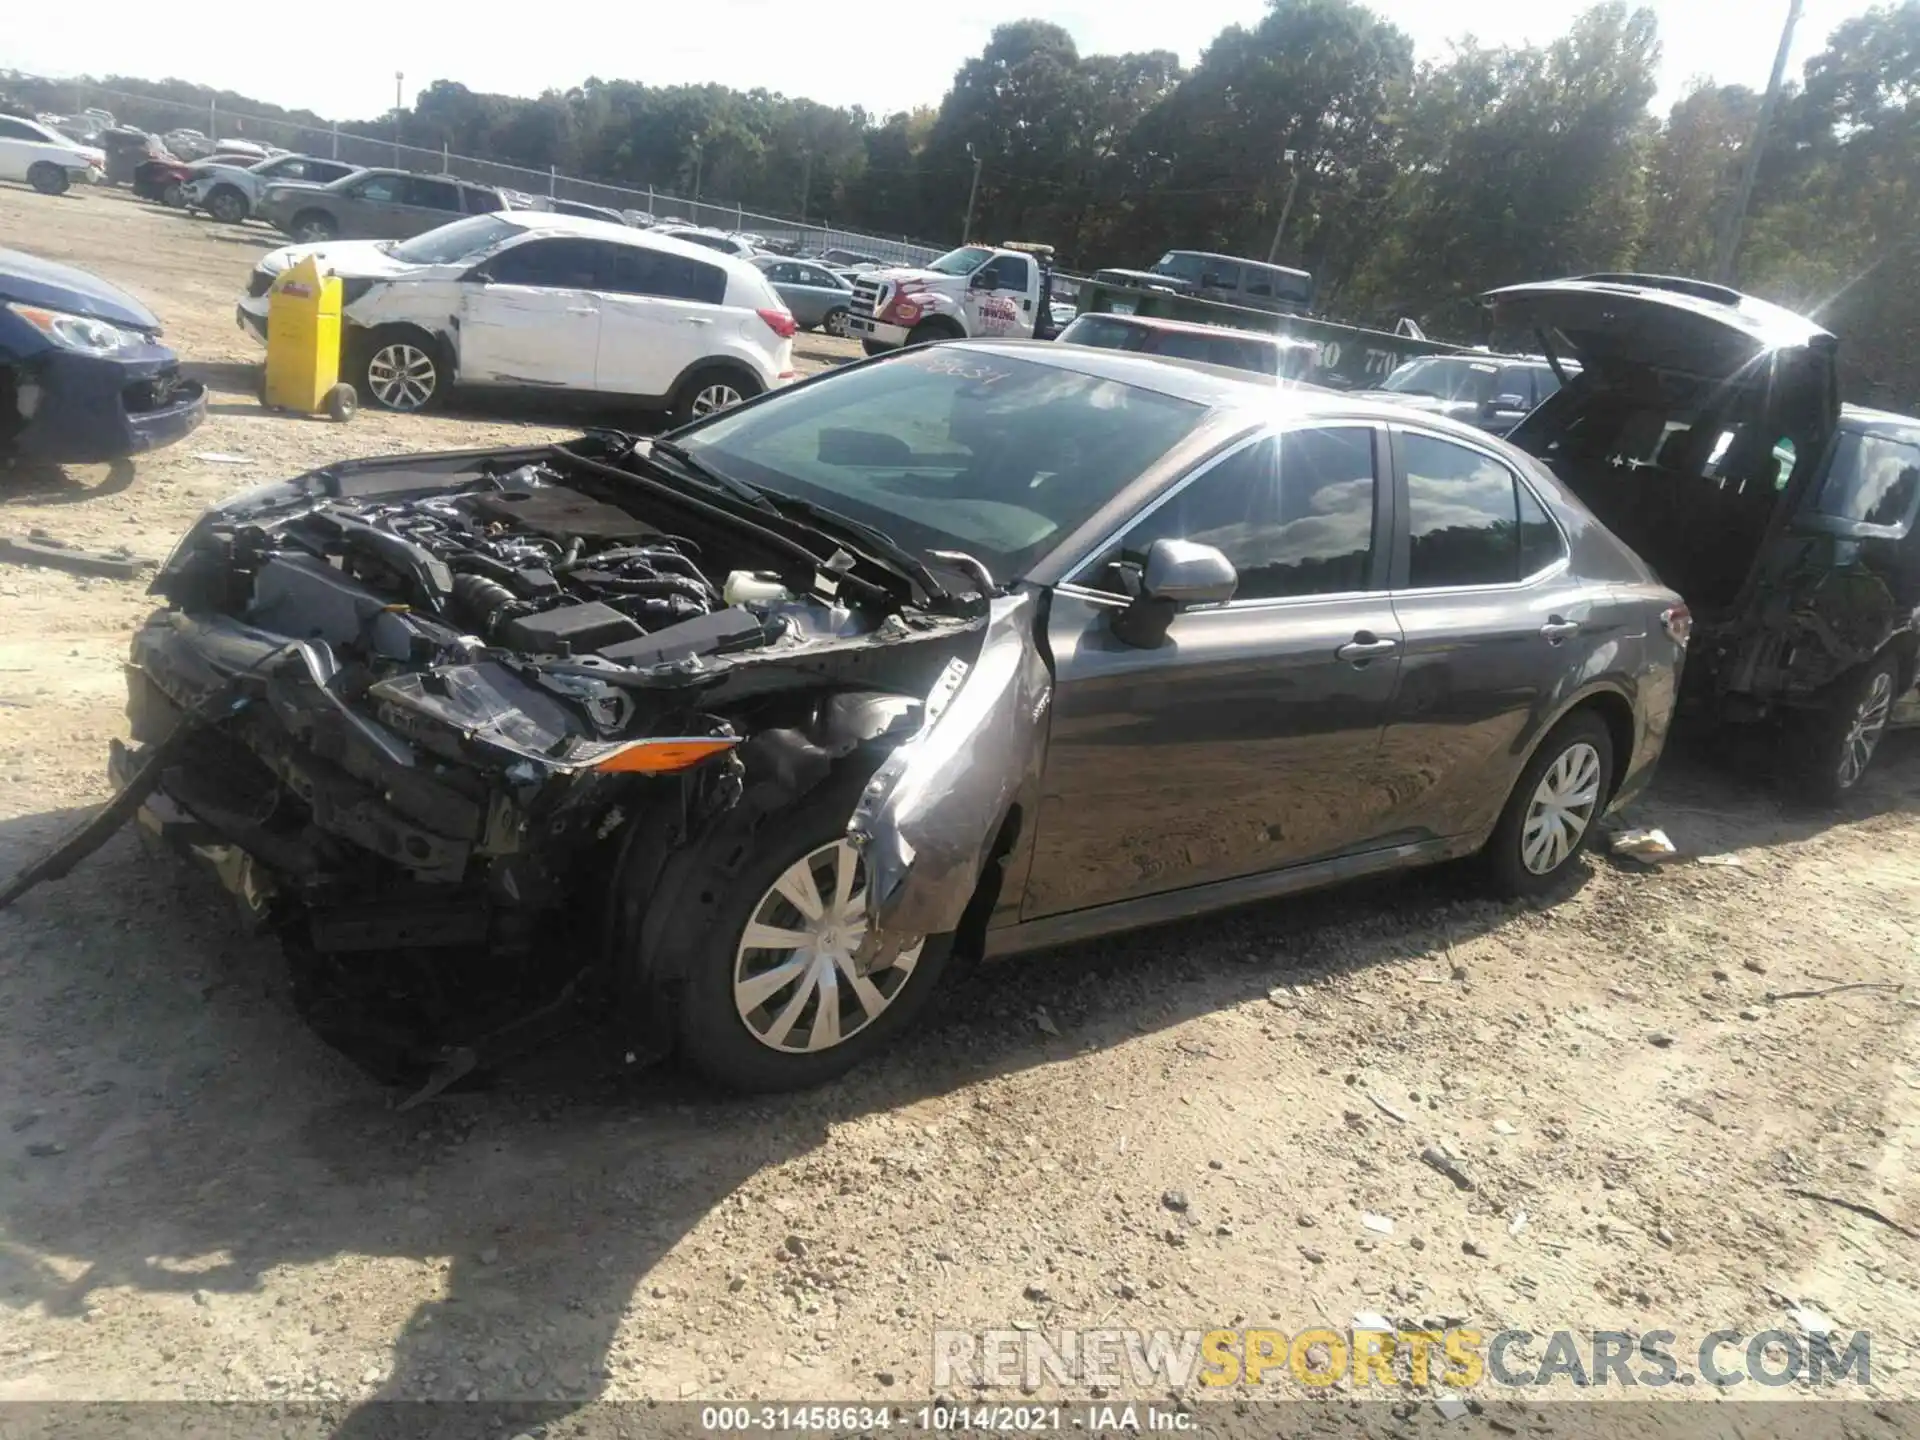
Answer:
[962,142,982,244]
[799,149,813,225]
[393,71,404,166]
[1713,0,1802,285]
[1267,150,1302,264]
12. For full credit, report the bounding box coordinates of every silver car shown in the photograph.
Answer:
[753,256,855,335]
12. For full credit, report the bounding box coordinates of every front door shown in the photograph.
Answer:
[457,237,605,389]
[965,252,1032,337]
[1022,424,1406,918]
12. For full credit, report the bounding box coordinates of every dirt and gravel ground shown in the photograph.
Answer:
[2,184,1919,1421]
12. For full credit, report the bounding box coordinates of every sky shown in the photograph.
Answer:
[0,0,1871,124]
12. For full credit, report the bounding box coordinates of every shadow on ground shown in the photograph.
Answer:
[0,738,1913,1424]
[0,459,137,507]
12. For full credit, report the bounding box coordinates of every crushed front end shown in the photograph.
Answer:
[95,434,987,1078]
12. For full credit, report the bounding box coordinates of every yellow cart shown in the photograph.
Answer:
[261,255,357,422]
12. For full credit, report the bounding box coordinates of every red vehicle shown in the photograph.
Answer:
[133,151,266,208]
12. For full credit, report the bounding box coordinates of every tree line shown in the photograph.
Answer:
[12,0,1920,404]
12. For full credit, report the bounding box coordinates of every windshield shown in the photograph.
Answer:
[925,246,995,276]
[1151,252,1207,283]
[1381,357,1498,402]
[389,215,523,265]
[677,349,1207,578]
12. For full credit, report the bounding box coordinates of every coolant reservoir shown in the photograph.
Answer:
[723,570,791,606]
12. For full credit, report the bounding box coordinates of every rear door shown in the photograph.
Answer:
[1023,423,1405,917]
[392,176,466,236]
[1375,425,1589,842]
[595,246,732,398]
[456,236,606,388]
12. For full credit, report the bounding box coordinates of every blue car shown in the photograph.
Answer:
[1,248,205,464]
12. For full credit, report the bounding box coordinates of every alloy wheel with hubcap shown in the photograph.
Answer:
[824,307,851,338]
[364,342,439,412]
[732,840,924,1055]
[1520,741,1603,875]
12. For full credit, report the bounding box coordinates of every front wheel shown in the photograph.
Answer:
[353,328,446,412]
[1793,652,1901,805]
[1483,712,1614,899]
[207,186,248,223]
[290,210,337,242]
[860,339,893,358]
[28,163,69,196]
[663,776,956,1093]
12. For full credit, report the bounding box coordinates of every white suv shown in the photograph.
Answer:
[0,115,104,195]
[237,211,797,424]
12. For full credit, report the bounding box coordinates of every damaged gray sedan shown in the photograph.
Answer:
[8,343,1688,1093]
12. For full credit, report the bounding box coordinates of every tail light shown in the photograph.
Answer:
[1661,603,1692,648]
[756,307,797,339]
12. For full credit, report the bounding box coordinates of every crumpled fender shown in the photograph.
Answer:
[848,588,1051,951]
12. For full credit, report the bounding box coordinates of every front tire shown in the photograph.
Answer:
[906,319,964,347]
[353,328,446,413]
[1793,652,1901,805]
[207,186,248,223]
[860,339,893,357]
[669,367,762,429]
[28,163,69,196]
[663,775,956,1093]
[1484,711,1614,899]
[290,210,337,242]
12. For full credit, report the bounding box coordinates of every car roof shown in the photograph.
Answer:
[958,340,1512,436]
[1069,312,1317,349]
[1840,403,1920,433]
[492,210,774,284]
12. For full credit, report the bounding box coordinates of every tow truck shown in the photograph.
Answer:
[845,241,1062,354]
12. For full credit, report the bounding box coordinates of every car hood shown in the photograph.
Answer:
[0,247,159,332]
[1483,275,1837,378]
[256,239,416,281]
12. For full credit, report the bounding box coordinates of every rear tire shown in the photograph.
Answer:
[1791,652,1901,805]
[659,771,957,1093]
[160,180,186,208]
[28,163,69,196]
[823,306,851,338]
[669,367,762,429]
[1483,711,1614,900]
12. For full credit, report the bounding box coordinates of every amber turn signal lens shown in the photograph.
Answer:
[592,738,738,774]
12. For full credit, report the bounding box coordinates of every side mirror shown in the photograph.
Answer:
[1110,539,1238,648]
[468,268,494,285]
[969,270,996,290]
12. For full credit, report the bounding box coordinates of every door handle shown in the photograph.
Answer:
[1336,634,1399,663]
[565,307,596,315]
[685,317,714,326]
[1540,618,1581,643]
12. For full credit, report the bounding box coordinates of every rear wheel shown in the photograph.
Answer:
[823,306,851,338]
[206,186,248,223]
[1793,652,1901,805]
[1484,712,1614,899]
[28,163,69,196]
[160,180,186,208]
[669,367,762,429]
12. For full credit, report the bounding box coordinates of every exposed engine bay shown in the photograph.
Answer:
[7,434,991,1091]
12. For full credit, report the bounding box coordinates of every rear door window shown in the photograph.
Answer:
[1200,259,1242,292]
[462,186,504,214]
[605,246,728,304]
[1402,432,1560,587]
[351,173,406,204]
[1810,431,1920,529]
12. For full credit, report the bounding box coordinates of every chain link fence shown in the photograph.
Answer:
[8,74,950,267]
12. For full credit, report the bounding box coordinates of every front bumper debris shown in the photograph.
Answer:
[8,344,206,464]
